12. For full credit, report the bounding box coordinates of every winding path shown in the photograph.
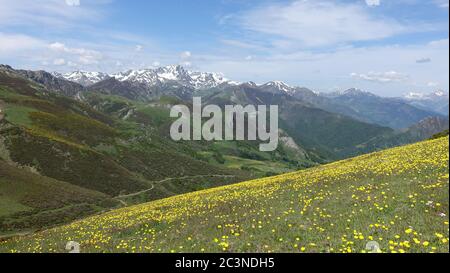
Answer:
[115,174,236,204]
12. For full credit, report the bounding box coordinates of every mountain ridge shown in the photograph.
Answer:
[2,64,446,131]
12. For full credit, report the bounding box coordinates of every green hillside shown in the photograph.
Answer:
[0,71,251,192]
[0,159,113,234]
[1,137,448,253]
[0,69,255,233]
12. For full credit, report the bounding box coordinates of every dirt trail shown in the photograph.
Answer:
[0,231,33,241]
[115,174,236,204]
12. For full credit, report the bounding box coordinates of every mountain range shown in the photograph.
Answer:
[0,63,448,234]
[49,65,448,128]
[403,91,449,116]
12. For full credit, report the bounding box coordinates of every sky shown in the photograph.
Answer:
[0,0,448,96]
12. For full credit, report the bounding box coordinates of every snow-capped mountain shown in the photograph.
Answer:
[260,81,295,95]
[55,65,231,90]
[67,65,236,101]
[403,91,449,116]
[404,91,449,101]
[326,88,378,98]
[188,70,230,89]
[50,65,449,119]
[112,65,230,90]
[53,71,110,87]
[56,65,314,95]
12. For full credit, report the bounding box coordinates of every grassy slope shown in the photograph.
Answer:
[0,71,252,232]
[1,137,448,253]
[84,92,309,176]
[0,160,111,233]
[0,73,248,195]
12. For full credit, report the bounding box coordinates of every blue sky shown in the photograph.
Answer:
[0,0,448,96]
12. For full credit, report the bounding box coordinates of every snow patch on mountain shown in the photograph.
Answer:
[110,65,230,90]
[404,91,449,101]
[263,81,293,93]
[53,71,110,86]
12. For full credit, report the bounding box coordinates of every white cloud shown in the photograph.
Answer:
[428,38,449,47]
[67,61,77,67]
[221,39,267,51]
[79,55,101,65]
[351,71,410,83]
[434,0,449,8]
[49,42,66,52]
[0,0,100,28]
[152,61,161,67]
[49,42,102,65]
[135,45,143,52]
[180,51,192,59]
[427,82,439,87]
[0,32,46,53]
[235,0,407,48]
[53,58,66,65]
[193,37,449,96]
[365,0,380,7]
[65,0,80,7]
[0,1,446,96]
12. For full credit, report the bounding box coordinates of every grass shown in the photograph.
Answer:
[0,198,31,218]
[1,89,247,199]
[134,104,173,128]
[1,137,448,253]
[3,104,35,127]
[0,159,113,232]
[198,149,295,177]
[221,155,293,175]
[0,87,32,101]
[115,175,242,207]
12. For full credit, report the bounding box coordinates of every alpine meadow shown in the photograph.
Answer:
[0,0,448,261]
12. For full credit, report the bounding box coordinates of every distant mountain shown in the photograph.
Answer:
[0,64,85,97]
[402,91,449,116]
[53,71,110,87]
[321,88,443,129]
[112,65,230,89]
[281,86,364,119]
[88,77,168,101]
[253,83,444,130]
[349,116,449,155]
[2,64,444,131]
[403,116,449,140]
[259,81,294,94]
[81,65,234,101]
[53,65,233,98]
[204,83,394,160]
